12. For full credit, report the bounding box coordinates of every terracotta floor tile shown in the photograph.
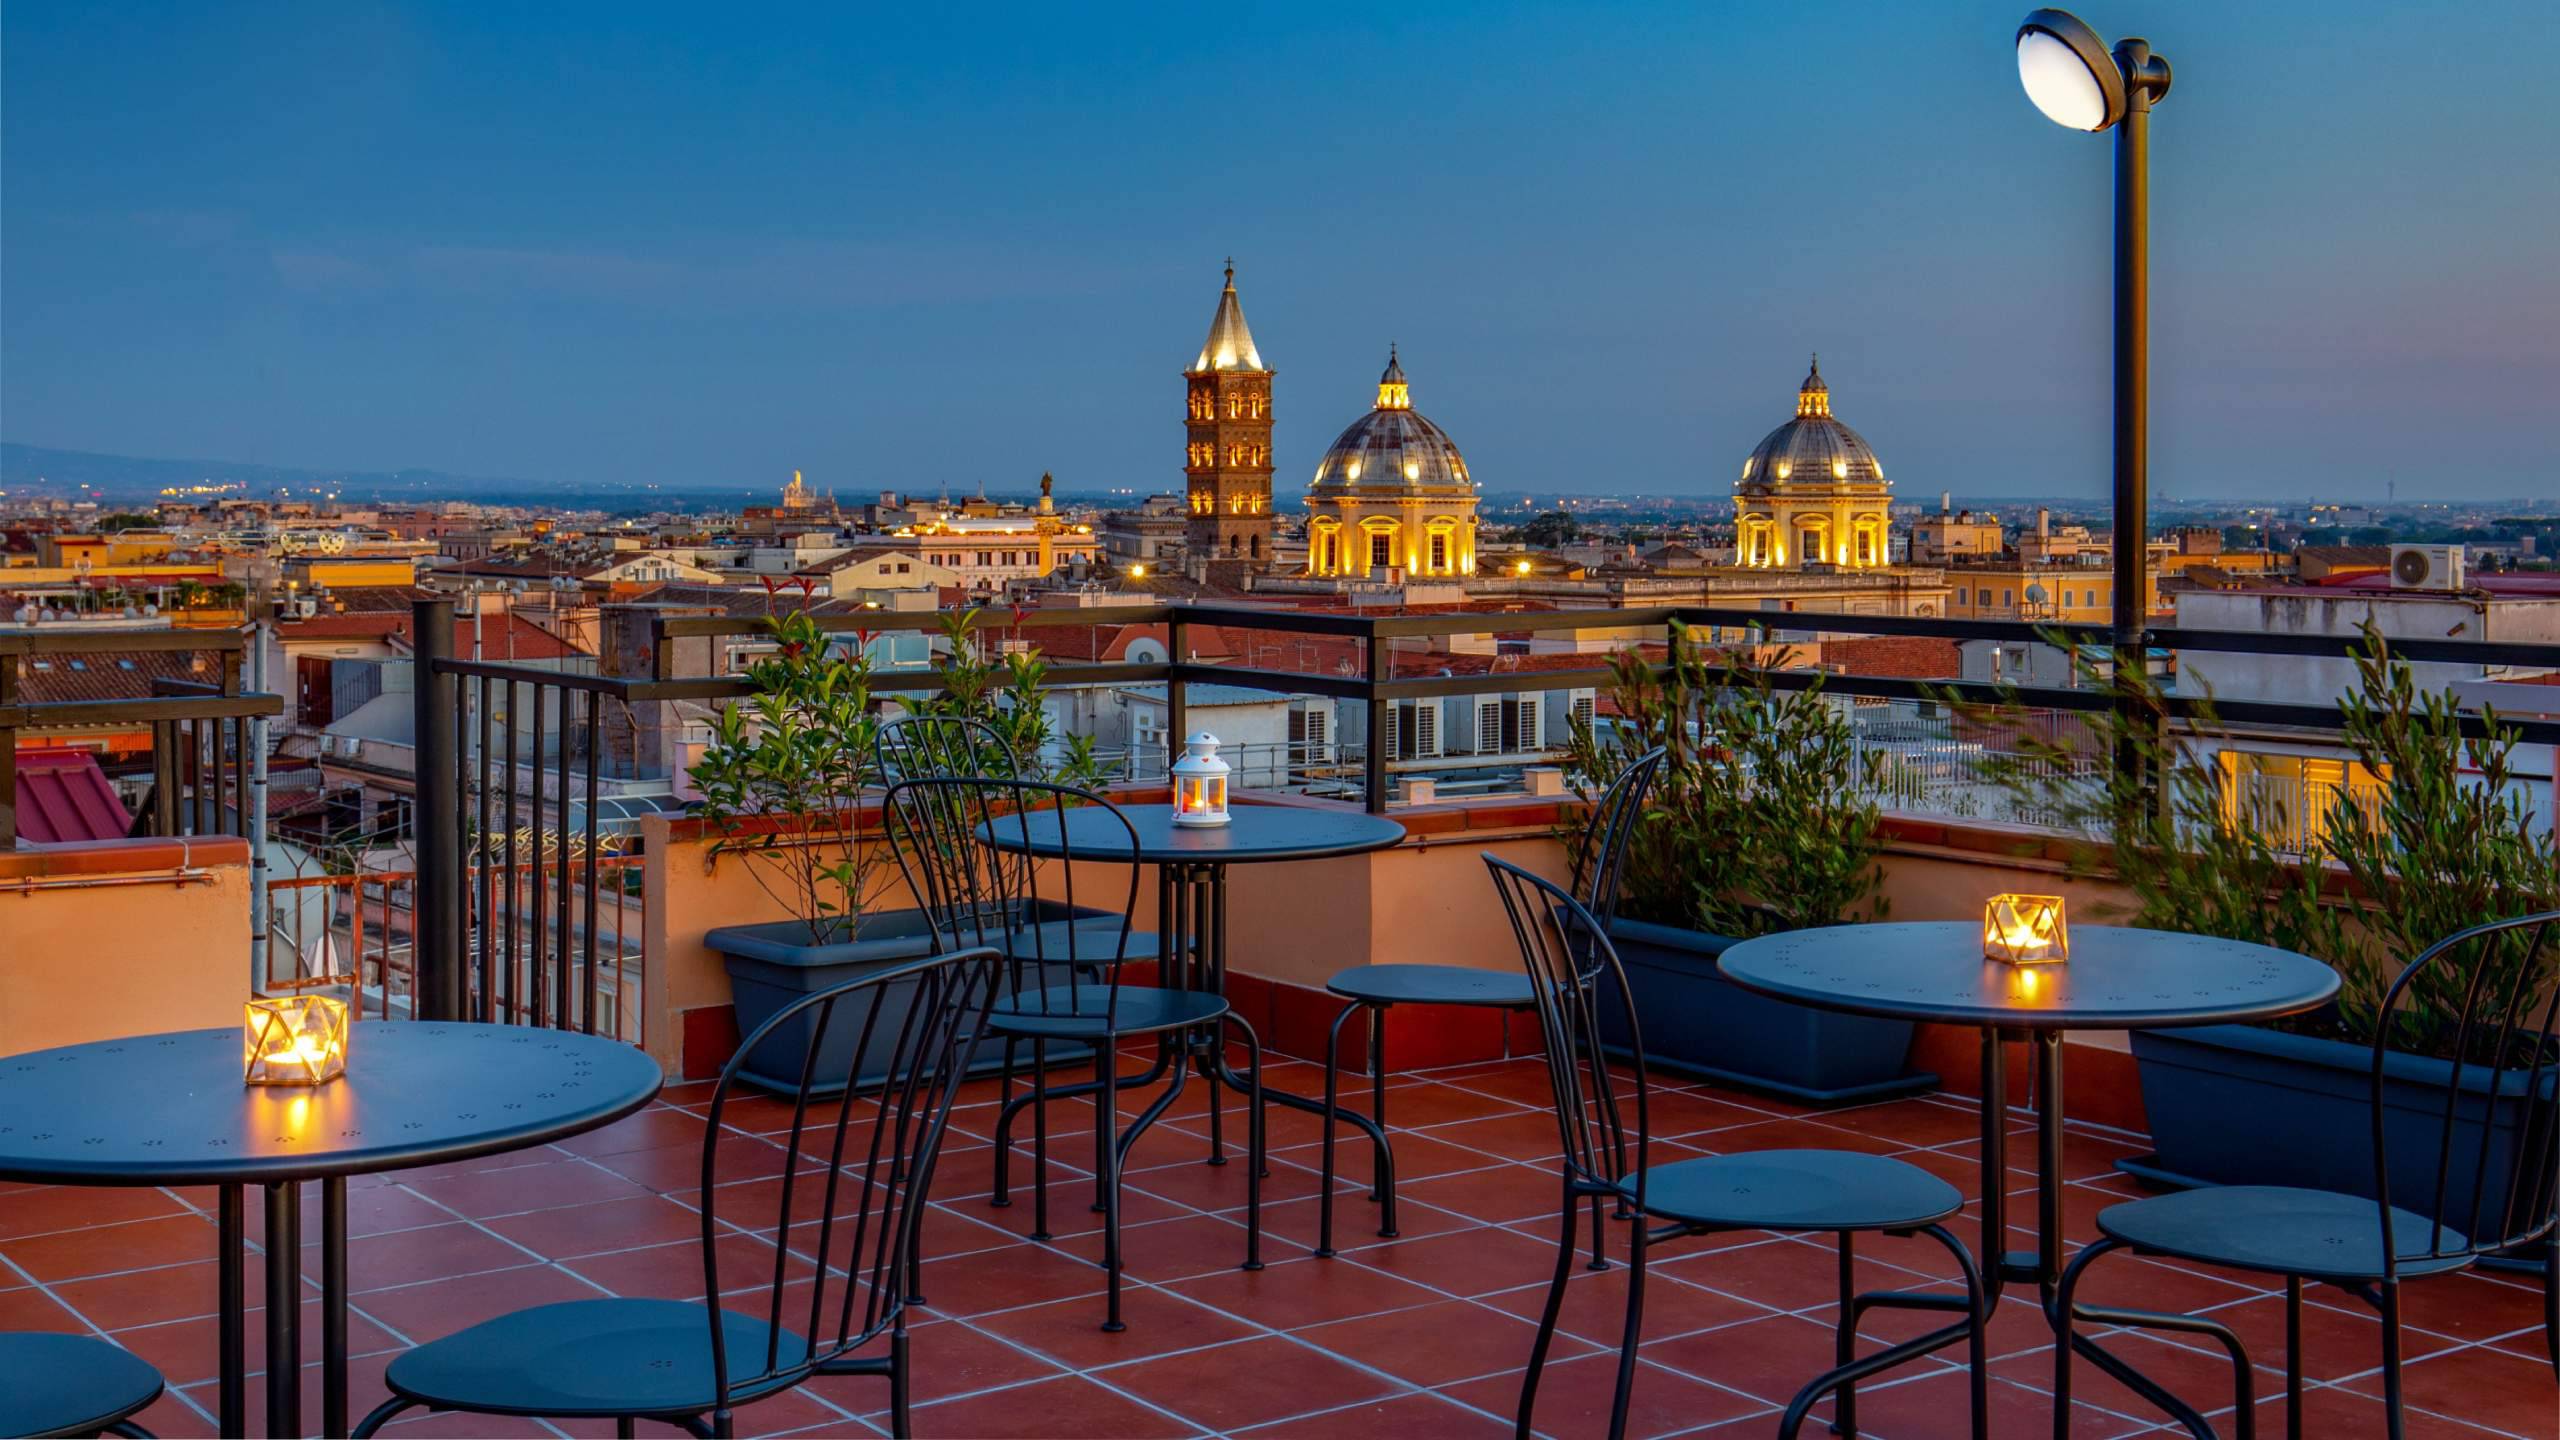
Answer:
[348,1263,608,1342]
[325,1220,541,1293]
[557,1232,812,1303]
[481,1192,704,1259]
[1641,1309,1944,1409]
[108,1295,402,1386]
[1293,1298,1599,1388]
[48,1258,296,1331]
[2188,1289,2466,1383]
[1991,1328,2271,1430]
[1268,1129,1522,1190]
[1250,1190,1485,1257]
[966,1286,1263,1371]
[1233,1390,1514,1438]
[906,1373,1202,1438]
[1814,1098,2008,1150]
[0,1282,81,1330]
[549,1104,713,1158]
[404,1157,649,1218]
[0,1183,188,1240]
[1165,1254,1447,1330]
[2395,1270,2560,1344]
[1398,1163,1571,1225]
[800,1320,1068,1411]
[2340,1342,2560,1439]
[1097,1334,1402,1432]
[1330,1225,1577,1298]
[1475,1263,1776,1350]
[1443,1346,1766,1440]
[0,1213,219,1282]
[913,1241,1107,1319]
[2249,1379,2538,1440]
[1845,1369,2167,1439]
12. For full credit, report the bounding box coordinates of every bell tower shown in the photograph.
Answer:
[1183,262,1275,572]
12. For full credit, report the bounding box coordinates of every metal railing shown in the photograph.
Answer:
[403,596,2560,1021]
[0,627,282,850]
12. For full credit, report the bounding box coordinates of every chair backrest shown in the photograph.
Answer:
[874,713,1024,787]
[697,945,1005,1405]
[1566,746,1665,928]
[881,775,1143,1020]
[1485,854,1650,1207]
[2372,908,2560,1275]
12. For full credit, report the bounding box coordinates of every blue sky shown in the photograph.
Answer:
[4,1,2554,502]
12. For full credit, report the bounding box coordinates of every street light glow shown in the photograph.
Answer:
[2016,9,2127,132]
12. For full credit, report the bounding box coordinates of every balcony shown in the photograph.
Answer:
[3,602,2555,1438]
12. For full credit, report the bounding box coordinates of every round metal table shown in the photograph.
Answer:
[1718,922,2338,1435]
[0,1022,663,1438]
[976,802,1407,1174]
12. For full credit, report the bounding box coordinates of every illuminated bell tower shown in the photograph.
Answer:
[1183,262,1276,570]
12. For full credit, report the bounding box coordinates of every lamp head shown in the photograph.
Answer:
[2016,9,2125,130]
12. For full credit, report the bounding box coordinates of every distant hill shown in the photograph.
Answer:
[0,441,554,502]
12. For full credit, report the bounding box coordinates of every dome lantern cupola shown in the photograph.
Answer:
[1376,344,1411,411]
[1796,354,1832,417]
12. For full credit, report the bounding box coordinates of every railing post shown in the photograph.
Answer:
[1165,612,1186,782]
[413,599,466,1021]
[0,658,16,850]
[1364,625,1390,814]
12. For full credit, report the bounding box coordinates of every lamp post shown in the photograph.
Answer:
[2015,7,2171,791]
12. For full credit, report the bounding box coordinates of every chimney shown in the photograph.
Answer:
[2037,508,2051,539]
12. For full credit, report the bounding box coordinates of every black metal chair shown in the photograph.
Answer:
[1486,856,1987,1440]
[0,1333,163,1438]
[2055,910,2560,1440]
[352,946,1006,1439]
[881,776,1265,1331]
[1314,747,1666,1259]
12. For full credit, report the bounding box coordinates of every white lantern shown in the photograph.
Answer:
[1169,731,1231,827]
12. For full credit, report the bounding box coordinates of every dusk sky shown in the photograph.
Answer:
[5,1,2554,503]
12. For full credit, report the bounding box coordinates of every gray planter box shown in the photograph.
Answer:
[706,904,1103,1096]
[2124,1023,2557,1264]
[1598,917,1934,1105]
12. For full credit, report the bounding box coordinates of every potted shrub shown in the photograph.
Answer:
[694,601,1103,1091]
[1975,626,2559,1253]
[1564,621,1931,1102]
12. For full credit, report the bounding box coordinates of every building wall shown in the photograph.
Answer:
[0,838,252,1054]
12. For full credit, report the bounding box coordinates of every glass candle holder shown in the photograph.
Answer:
[244,993,351,1085]
[1983,893,2069,966]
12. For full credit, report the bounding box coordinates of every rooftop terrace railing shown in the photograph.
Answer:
[0,627,284,850]
[401,596,2560,1025]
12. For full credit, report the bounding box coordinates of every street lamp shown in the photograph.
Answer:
[2015,7,2170,779]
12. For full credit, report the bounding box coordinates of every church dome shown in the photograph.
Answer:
[1737,356,1887,494]
[1310,347,1476,493]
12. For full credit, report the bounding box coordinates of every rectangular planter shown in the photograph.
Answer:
[1599,917,1934,1105]
[2127,1023,2557,1260]
[707,904,1104,1096]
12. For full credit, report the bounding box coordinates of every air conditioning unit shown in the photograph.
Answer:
[2389,544,2464,591]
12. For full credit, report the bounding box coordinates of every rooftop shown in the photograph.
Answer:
[4,1058,2547,1438]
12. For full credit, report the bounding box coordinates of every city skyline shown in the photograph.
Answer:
[5,1,2555,504]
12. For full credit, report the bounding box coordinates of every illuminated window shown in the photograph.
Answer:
[1430,533,1448,570]
[1370,533,1393,570]
[1322,535,1338,571]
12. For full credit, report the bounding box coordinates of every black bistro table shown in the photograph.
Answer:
[1718,923,2338,1431]
[977,802,1407,1171]
[0,1022,662,1439]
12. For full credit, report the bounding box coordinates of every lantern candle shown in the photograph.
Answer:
[244,992,351,1085]
[1983,893,2068,965]
[1169,732,1232,828]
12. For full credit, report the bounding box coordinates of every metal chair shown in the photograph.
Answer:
[0,1333,163,1438]
[1486,856,1987,1440]
[352,946,1006,1439]
[1314,748,1665,1258]
[2055,910,2560,1440]
[882,776,1265,1331]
